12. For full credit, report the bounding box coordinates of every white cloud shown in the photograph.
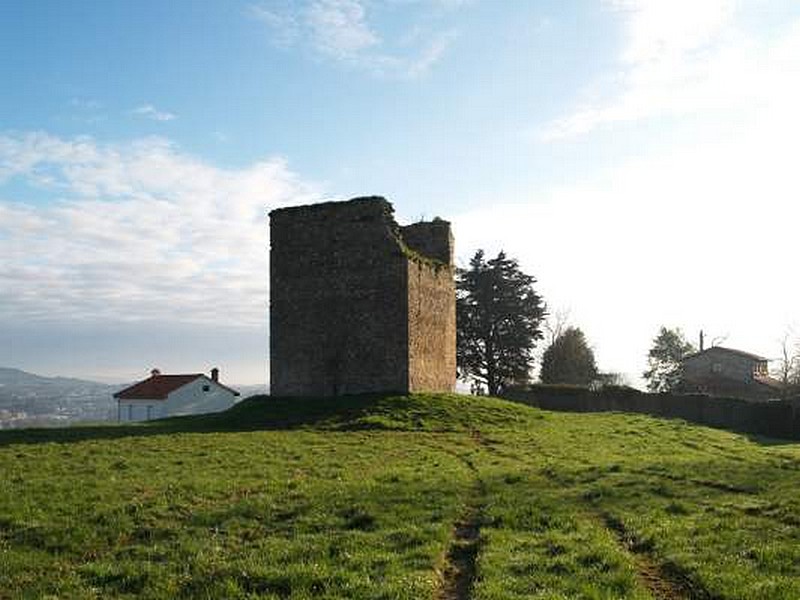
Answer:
[247,3,300,47]
[456,17,800,385]
[541,0,755,140]
[611,0,735,63]
[131,104,177,122]
[0,132,321,327]
[306,0,379,58]
[474,10,800,383]
[247,0,460,78]
[404,29,457,78]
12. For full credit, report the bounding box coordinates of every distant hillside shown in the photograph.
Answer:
[0,368,265,429]
[234,383,269,398]
[0,367,118,428]
[0,366,121,388]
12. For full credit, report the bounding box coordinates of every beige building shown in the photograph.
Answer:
[681,346,783,400]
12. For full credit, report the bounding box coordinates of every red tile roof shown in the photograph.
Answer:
[114,374,240,400]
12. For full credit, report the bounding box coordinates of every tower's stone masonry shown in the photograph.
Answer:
[269,197,455,397]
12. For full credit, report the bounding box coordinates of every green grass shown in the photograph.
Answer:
[2,393,800,598]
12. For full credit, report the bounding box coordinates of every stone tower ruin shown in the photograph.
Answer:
[269,196,456,396]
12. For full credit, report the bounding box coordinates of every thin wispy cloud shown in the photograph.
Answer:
[67,98,107,124]
[247,3,300,47]
[247,0,461,78]
[131,104,177,122]
[70,98,103,110]
[541,0,747,140]
[0,132,320,327]
[404,29,457,78]
[307,0,379,59]
[460,13,800,379]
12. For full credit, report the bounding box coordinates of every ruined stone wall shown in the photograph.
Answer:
[407,259,456,392]
[269,196,455,397]
[270,198,409,396]
[401,220,453,264]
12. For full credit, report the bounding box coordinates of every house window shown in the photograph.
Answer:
[202,385,210,392]
[711,363,722,373]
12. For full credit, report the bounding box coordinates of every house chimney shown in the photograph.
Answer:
[699,330,705,352]
[211,367,219,382]
[151,368,161,377]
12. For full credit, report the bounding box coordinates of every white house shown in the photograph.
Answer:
[114,368,239,422]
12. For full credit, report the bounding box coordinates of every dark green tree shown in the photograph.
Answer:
[643,327,696,392]
[457,250,546,395]
[539,327,598,385]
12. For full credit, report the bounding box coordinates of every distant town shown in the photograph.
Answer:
[0,367,265,429]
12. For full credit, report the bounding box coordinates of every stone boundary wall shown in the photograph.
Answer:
[502,385,800,440]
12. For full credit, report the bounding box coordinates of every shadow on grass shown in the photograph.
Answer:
[743,433,799,447]
[0,394,412,448]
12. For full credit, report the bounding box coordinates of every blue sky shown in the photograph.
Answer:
[1,0,616,209]
[1,1,799,385]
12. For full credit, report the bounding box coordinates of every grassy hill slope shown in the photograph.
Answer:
[2,393,800,599]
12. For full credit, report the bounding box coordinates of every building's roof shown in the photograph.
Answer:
[114,374,240,400]
[683,346,768,362]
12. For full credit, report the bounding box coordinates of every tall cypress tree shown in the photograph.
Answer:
[456,250,546,395]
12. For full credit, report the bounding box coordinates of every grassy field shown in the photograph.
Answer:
[2,393,800,599]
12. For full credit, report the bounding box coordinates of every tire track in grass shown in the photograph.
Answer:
[437,490,484,600]
[601,513,720,600]
[498,434,710,599]
[436,430,487,600]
